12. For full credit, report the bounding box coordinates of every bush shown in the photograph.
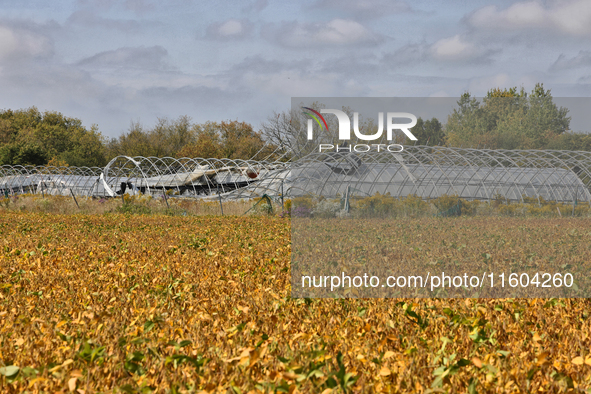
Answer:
[116,203,152,215]
[460,199,481,216]
[290,196,314,210]
[353,193,398,217]
[312,199,341,218]
[351,193,431,218]
[432,194,461,212]
[291,205,312,218]
[400,194,430,217]
[116,194,153,214]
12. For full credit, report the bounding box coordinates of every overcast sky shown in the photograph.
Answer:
[0,0,590,138]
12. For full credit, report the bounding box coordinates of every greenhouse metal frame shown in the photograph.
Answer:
[1,146,590,204]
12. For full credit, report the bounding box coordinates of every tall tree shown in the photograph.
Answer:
[150,115,195,157]
[408,117,445,146]
[445,84,571,150]
[261,103,374,159]
[260,104,329,159]
[177,124,221,159]
[0,107,107,167]
[178,120,275,160]
[105,121,156,158]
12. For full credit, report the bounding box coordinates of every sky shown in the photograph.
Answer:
[0,0,590,138]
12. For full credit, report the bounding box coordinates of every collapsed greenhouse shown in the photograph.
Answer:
[1,146,590,204]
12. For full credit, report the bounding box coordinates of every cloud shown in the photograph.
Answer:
[139,84,250,110]
[241,0,268,13]
[312,0,412,20]
[429,90,451,97]
[226,55,309,76]
[220,55,369,97]
[122,0,154,15]
[430,35,498,63]
[382,36,500,70]
[76,0,155,15]
[467,73,513,94]
[240,70,342,97]
[77,46,172,71]
[264,19,382,48]
[431,35,473,59]
[467,0,591,36]
[205,19,254,40]
[225,51,379,80]
[0,59,132,134]
[0,53,257,137]
[0,23,53,63]
[382,42,430,67]
[66,10,143,32]
[550,50,591,71]
[3,1,590,141]
[318,54,380,76]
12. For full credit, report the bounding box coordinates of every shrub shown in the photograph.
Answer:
[432,194,461,212]
[292,205,312,218]
[290,196,314,210]
[351,193,431,218]
[116,203,152,215]
[460,199,481,216]
[399,194,430,217]
[312,199,341,218]
[353,193,398,217]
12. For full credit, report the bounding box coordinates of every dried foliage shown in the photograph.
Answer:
[0,194,282,217]
[289,193,591,219]
[292,217,591,298]
[1,213,591,392]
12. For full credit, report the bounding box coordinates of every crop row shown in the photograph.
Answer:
[0,213,590,392]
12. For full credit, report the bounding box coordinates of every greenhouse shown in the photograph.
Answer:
[1,146,590,204]
[289,146,591,203]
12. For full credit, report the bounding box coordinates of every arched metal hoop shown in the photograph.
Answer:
[0,146,590,203]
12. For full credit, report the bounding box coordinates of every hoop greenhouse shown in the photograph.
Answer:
[1,146,590,204]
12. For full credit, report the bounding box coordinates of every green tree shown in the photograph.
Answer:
[0,107,107,167]
[106,116,198,159]
[546,132,591,151]
[178,120,275,160]
[408,117,445,146]
[177,124,221,158]
[105,121,156,158]
[107,117,276,161]
[445,84,571,150]
[149,115,195,157]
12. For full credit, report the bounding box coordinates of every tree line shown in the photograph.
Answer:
[0,110,279,167]
[1,83,589,167]
[444,84,586,151]
[262,83,590,157]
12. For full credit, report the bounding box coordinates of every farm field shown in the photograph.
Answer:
[1,213,591,393]
[291,217,591,298]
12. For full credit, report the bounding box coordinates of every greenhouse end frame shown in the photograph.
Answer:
[1,146,590,205]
